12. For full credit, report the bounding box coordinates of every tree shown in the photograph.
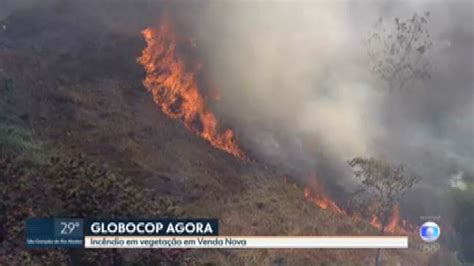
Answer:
[360,12,432,265]
[364,12,432,92]
[348,157,419,266]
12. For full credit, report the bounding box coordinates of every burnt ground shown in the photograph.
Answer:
[0,2,431,265]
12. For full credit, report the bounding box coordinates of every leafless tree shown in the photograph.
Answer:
[364,12,432,92]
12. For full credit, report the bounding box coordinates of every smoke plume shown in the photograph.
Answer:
[171,1,474,214]
[2,0,472,215]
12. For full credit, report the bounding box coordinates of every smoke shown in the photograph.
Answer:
[450,172,467,190]
[2,0,472,214]
[171,2,379,185]
[171,0,474,206]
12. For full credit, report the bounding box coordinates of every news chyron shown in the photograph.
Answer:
[26,218,219,248]
[26,218,409,249]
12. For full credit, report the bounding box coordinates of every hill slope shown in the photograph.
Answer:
[0,3,429,265]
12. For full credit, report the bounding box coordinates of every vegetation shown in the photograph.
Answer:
[348,157,419,266]
[357,13,433,265]
[450,173,474,264]
[0,127,186,266]
[1,154,186,265]
[0,124,45,163]
[365,12,432,92]
[1,78,45,165]
[0,75,187,264]
[0,5,430,264]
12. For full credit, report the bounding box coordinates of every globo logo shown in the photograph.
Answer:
[419,221,440,242]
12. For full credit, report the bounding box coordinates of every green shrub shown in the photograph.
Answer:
[0,124,45,164]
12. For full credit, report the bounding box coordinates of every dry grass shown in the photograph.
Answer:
[0,5,434,265]
[4,71,426,264]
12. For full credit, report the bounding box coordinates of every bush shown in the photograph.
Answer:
[0,124,45,164]
[1,77,46,166]
[0,155,185,265]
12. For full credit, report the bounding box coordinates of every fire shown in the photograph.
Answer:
[303,173,344,214]
[302,174,415,234]
[368,204,416,234]
[304,187,345,214]
[137,22,246,159]
[369,204,400,233]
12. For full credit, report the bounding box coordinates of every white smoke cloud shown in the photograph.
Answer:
[180,2,380,166]
[175,0,474,193]
[450,171,467,190]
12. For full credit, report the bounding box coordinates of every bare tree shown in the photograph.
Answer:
[348,157,419,266]
[359,13,431,265]
[364,12,432,92]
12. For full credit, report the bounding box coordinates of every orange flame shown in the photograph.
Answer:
[369,204,407,234]
[304,187,345,214]
[301,174,415,234]
[304,173,344,214]
[138,22,245,159]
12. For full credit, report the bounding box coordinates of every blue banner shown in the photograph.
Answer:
[26,218,84,248]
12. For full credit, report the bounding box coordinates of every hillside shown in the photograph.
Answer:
[0,3,435,265]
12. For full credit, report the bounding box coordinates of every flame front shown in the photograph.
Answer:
[304,173,344,214]
[304,187,344,214]
[302,173,415,234]
[138,23,245,159]
[369,204,410,234]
